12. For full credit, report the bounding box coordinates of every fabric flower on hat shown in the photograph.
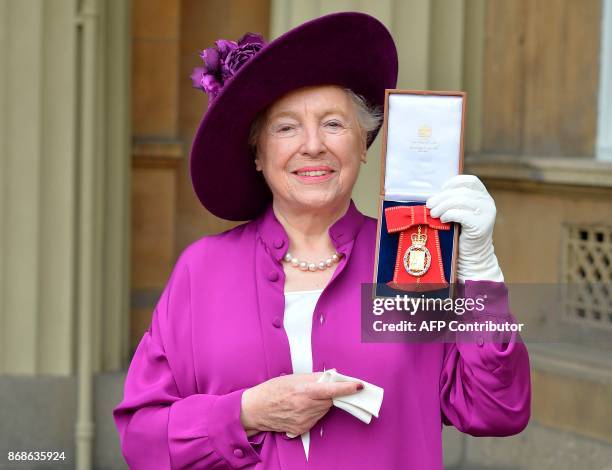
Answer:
[191,32,267,100]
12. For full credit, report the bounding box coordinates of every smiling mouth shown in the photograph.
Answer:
[291,166,336,178]
[293,169,334,176]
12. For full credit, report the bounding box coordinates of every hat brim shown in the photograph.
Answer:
[190,12,398,221]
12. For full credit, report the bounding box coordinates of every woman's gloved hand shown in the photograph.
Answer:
[425,174,504,283]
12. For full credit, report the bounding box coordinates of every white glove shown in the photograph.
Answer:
[425,174,504,283]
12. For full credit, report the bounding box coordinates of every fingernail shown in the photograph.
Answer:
[357,383,364,390]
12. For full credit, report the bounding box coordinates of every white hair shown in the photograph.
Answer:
[342,87,383,141]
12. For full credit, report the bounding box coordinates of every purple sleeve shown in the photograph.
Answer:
[113,260,265,469]
[439,280,531,437]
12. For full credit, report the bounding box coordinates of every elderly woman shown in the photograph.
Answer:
[113,12,530,470]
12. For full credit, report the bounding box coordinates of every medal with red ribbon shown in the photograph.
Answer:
[384,204,451,291]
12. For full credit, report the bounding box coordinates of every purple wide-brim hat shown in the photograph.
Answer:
[190,12,398,221]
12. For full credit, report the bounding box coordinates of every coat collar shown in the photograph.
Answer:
[255,199,366,261]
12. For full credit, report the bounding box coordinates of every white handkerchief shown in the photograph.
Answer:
[285,369,384,438]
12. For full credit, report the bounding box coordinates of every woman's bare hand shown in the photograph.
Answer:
[240,372,363,437]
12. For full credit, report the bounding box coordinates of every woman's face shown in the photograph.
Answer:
[254,85,367,212]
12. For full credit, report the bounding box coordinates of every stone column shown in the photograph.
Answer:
[0,0,131,376]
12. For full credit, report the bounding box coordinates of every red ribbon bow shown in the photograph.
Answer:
[384,205,451,292]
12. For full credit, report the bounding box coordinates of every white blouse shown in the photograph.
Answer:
[283,288,324,460]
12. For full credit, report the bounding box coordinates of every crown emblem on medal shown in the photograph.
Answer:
[418,124,432,138]
[411,230,427,246]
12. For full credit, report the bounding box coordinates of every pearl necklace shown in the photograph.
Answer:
[283,251,342,272]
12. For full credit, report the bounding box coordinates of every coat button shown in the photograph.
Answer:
[477,337,484,347]
[272,317,282,328]
[233,448,244,458]
[320,426,324,437]
[319,313,325,324]
[273,238,285,249]
[268,270,279,282]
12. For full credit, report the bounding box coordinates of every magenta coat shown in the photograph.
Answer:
[113,199,531,469]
